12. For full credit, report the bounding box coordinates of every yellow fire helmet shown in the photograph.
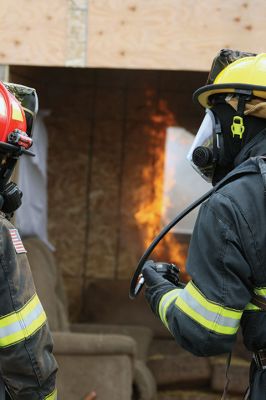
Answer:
[194,52,266,108]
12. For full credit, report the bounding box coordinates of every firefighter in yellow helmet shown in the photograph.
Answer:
[0,82,58,399]
[142,50,266,399]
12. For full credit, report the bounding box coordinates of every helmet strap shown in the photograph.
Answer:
[211,109,224,164]
[236,90,252,115]
[231,91,252,139]
[237,95,247,116]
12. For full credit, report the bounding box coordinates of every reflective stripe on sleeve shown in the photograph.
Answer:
[0,293,47,347]
[175,282,243,335]
[245,286,266,311]
[45,388,57,400]
[245,303,260,311]
[255,287,266,297]
[158,289,182,329]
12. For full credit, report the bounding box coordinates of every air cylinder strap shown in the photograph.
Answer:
[221,352,232,400]
[250,294,266,310]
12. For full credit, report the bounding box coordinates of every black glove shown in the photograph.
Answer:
[142,260,179,315]
[142,260,168,287]
[142,260,181,287]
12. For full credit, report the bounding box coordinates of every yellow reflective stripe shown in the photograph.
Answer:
[158,289,182,329]
[254,287,266,296]
[186,282,242,319]
[0,293,47,347]
[175,297,239,335]
[11,100,23,121]
[175,281,242,335]
[24,310,47,337]
[244,287,266,311]
[245,303,260,311]
[45,388,57,400]
[0,293,40,328]
[19,293,40,323]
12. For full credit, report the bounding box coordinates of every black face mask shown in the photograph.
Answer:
[0,154,23,216]
[189,99,266,186]
[212,103,266,184]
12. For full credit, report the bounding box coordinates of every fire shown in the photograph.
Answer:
[134,93,188,278]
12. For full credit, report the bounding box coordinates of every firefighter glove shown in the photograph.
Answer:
[142,260,167,287]
[142,260,177,315]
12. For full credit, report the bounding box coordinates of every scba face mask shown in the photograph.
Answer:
[187,108,222,182]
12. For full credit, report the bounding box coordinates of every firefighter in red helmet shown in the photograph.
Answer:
[0,82,57,399]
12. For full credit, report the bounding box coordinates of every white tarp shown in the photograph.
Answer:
[16,111,53,249]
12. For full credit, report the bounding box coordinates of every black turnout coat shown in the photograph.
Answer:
[0,214,57,400]
[147,130,266,399]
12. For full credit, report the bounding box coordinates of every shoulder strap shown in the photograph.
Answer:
[257,156,266,193]
[250,293,266,310]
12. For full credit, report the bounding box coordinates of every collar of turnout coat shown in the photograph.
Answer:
[234,129,266,167]
[211,131,266,196]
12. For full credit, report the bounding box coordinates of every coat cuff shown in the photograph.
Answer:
[145,281,176,315]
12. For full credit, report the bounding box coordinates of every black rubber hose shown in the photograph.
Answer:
[129,187,214,299]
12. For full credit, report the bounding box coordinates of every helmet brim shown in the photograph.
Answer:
[193,83,266,108]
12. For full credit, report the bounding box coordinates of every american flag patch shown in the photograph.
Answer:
[9,229,27,254]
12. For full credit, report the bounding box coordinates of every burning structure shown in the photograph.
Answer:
[9,66,207,324]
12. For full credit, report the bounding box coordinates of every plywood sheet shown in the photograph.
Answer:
[47,112,90,278]
[87,0,266,70]
[86,120,124,279]
[2,0,266,70]
[0,0,68,66]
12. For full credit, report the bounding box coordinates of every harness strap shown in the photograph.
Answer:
[253,349,266,370]
[257,156,266,194]
[250,293,266,310]
[221,352,232,400]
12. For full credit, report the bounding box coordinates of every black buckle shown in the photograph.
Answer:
[235,89,252,96]
[253,350,266,370]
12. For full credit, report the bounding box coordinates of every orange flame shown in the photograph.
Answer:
[134,94,188,278]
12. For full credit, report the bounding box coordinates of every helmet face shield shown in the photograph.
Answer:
[187,109,219,182]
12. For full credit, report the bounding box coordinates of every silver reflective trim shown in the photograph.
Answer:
[159,289,182,327]
[0,302,43,339]
[178,289,240,329]
[21,302,44,328]
[160,289,181,314]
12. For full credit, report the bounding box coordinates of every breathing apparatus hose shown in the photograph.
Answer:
[129,187,214,299]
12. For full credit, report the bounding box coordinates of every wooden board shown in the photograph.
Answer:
[1,0,266,70]
[86,119,124,279]
[87,0,266,70]
[0,0,68,66]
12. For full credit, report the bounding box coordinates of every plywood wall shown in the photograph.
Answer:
[2,0,266,70]
[10,65,206,320]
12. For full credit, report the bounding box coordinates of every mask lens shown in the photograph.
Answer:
[187,109,217,182]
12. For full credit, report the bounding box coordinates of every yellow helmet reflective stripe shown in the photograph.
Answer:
[194,53,266,108]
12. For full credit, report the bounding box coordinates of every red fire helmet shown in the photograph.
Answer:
[0,81,27,144]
